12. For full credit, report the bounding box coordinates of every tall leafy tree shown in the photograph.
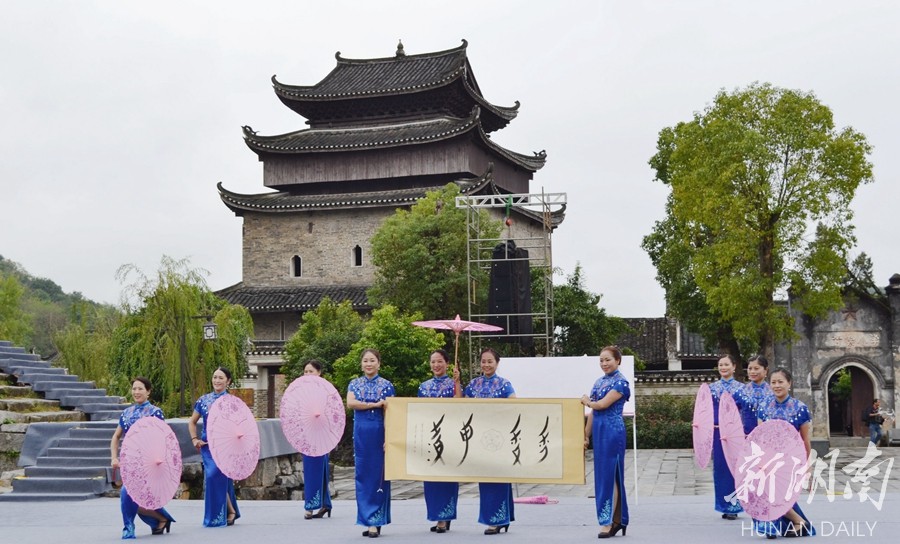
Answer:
[282,297,364,381]
[0,273,31,344]
[110,256,253,416]
[331,305,444,398]
[552,264,627,357]
[368,183,501,320]
[645,83,873,358]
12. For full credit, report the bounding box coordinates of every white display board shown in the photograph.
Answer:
[498,355,636,416]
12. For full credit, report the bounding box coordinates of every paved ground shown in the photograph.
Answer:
[1,447,898,543]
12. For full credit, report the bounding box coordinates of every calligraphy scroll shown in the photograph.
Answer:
[385,398,585,484]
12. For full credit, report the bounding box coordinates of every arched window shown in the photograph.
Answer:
[353,245,363,267]
[291,255,302,277]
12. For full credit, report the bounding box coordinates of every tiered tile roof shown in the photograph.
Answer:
[215,284,370,313]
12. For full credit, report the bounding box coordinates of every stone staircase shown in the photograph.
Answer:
[0,341,127,501]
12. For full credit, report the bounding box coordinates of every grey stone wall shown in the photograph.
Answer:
[253,312,302,341]
[242,208,394,287]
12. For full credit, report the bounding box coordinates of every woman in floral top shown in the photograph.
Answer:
[347,348,395,538]
[464,347,516,535]
[188,367,240,527]
[753,368,816,538]
[110,377,175,539]
[417,349,462,533]
[581,346,630,539]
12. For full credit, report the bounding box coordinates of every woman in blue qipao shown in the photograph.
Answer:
[581,345,630,539]
[464,347,516,535]
[417,349,462,533]
[709,354,745,520]
[301,360,333,520]
[736,355,773,435]
[188,366,240,527]
[346,348,396,538]
[110,377,176,539]
[753,368,816,538]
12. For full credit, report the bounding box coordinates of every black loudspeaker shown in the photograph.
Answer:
[487,241,533,350]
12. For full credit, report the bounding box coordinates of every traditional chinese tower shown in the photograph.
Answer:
[217,41,556,411]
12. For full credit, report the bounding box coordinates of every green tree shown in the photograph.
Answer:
[552,264,627,357]
[282,297,364,381]
[368,183,502,320]
[110,256,253,416]
[645,82,873,359]
[332,305,444,398]
[54,302,122,389]
[0,273,31,344]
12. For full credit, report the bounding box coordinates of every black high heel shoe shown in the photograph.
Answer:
[431,520,451,533]
[151,520,171,535]
[305,510,314,520]
[226,513,236,526]
[598,522,626,538]
[311,507,332,519]
[484,524,509,535]
[362,526,381,538]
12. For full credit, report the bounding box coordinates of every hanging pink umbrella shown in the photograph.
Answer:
[692,383,714,469]
[280,375,346,457]
[207,394,260,481]
[411,314,503,366]
[719,392,749,477]
[737,419,808,521]
[119,417,182,510]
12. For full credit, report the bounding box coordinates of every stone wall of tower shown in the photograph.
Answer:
[241,208,395,287]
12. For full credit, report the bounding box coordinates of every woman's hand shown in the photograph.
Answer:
[581,394,591,409]
[583,436,590,450]
[192,438,207,449]
[111,457,119,469]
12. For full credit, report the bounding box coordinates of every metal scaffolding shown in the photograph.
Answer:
[455,191,566,373]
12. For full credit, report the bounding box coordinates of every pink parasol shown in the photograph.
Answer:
[411,314,503,366]
[207,394,260,481]
[692,383,714,469]
[279,375,346,457]
[119,417,182,510]
[513,495,559,504]
[718,392,749,477]
[736,419,808,521]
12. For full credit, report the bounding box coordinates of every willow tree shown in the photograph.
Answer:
[0,273,31,345]
[110,256,253,416]
[644,83,873,359]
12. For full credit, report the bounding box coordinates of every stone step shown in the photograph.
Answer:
[0,398,60,412]
[56,437,111,449]
[11,476,107,495]
[829,436,870,448]
[2,360,51,371]
[0,410,86,424]
[88,410,123,421]
[80,403,130,414]
[68,427,117,440]
[16,371,73,383]
[0,491,100,502]
[45,447,111,458]
[24,466,108,479]
[44,388,108,401]
[36,456,111,468]
[59,395,123,408]
[0,351,39,360]
[0,385,32,397]
[32,381,95,393]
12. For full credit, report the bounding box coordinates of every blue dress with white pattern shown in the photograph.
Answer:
[418,375,459,523]
[709,377,745,516]
[590,370,630,527]
[465,374,516,527]
[348,375,395,527]
[117,402,175,539]
[193,391,241,527]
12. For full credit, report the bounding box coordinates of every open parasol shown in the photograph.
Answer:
[207,394,260,481]
[692,383,714,469]
[736,419,807,521]
[280,375,346,457]
[119,417,182,510]
[411,314,503,366]
[718,392,749,478]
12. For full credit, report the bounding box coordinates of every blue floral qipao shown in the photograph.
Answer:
[193,391,240,527]
[464,374,516,527]
[709,377,744,516]
[117,402,175,539]
[753,396,816,537]
[736,381,774,434]
[589,370,630,527]
[348,375,395,527]
[418,375,459,523]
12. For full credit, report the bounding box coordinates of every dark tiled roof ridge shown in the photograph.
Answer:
[215,284,370,312]
[336,39,469,65]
